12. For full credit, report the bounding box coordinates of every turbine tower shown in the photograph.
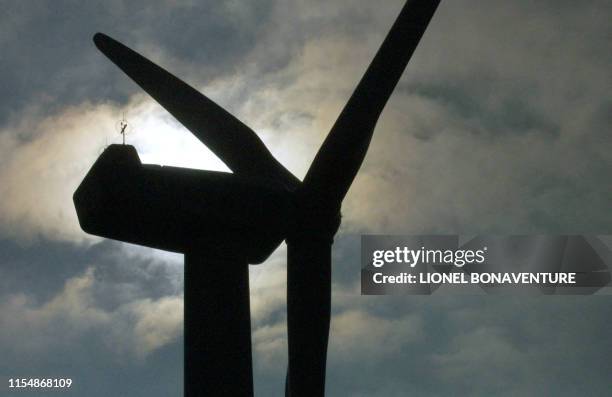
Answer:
[73,1,440,396]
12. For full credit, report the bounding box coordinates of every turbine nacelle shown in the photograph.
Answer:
[74,144,292,263]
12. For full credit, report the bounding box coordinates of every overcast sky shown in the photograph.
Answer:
[1,0,611,396]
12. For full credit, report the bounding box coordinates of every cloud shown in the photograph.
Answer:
[252,320,287,370]
[431,326,525,386]
[250,246,288,325]
[3,0,610,245]
[0,102,117,242]
[0,266,183,359]
[329,309,423,361]
[121,294,183,356]
[1,1,612,396]
[0,268,109,354]
[2,237,612,396]
[338,0,612,234]
[0,0,279,126]
[422,297,612,396]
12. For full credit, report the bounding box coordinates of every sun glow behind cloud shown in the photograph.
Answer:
[124,96,231,172]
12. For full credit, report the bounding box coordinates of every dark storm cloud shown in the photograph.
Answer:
[0,238,181,309]
[0,0,275,128]
[1,333,183,397]
[0,239,184,397]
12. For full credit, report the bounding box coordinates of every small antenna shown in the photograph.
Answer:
[115,112,132,145]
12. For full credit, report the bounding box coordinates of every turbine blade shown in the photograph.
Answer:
[93,33,299,189]
[286,240,332,396]
[302,0,440,209]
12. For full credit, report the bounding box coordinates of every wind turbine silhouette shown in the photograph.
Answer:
[73,0,440,396]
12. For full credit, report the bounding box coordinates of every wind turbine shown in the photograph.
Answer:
[74,0,440,395]
[75,33,299,395]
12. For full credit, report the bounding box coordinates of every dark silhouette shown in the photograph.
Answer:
[74,145,292,395]
[285,1,440,395]
[73,0,440,395]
